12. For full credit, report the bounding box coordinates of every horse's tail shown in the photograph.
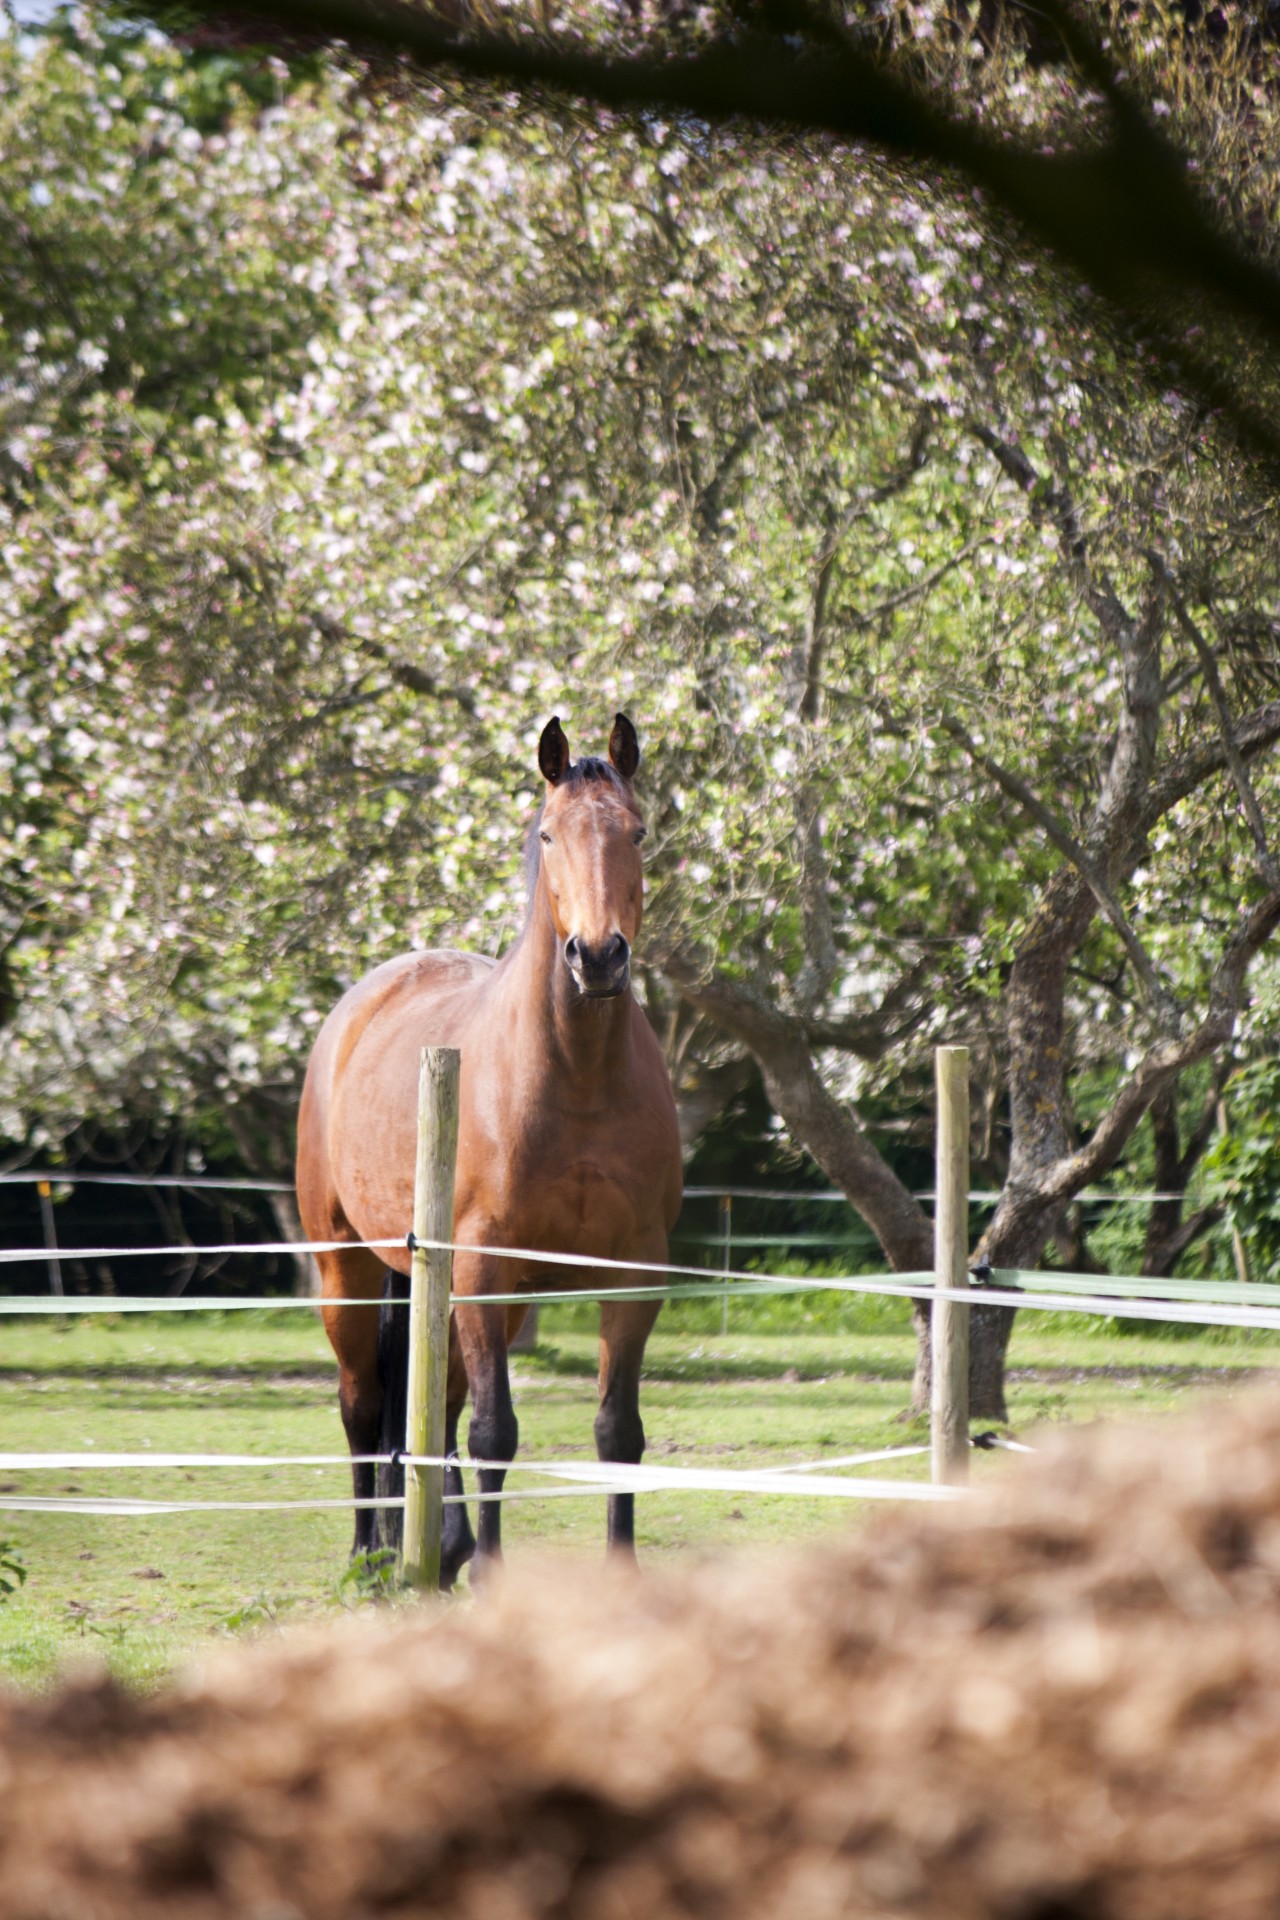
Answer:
[376,1266,407,1551]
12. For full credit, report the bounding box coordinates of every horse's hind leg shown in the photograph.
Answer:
[596,1294,662,1557]
[371,1280,475,1580]
[319,1245,387,1559]
[440,1314,476,1591]
[340,1366,382,1558]
[375,1267,409,1554]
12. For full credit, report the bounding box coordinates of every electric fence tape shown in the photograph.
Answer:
[0,1445,952,1515]
[2,1225,1280,1336]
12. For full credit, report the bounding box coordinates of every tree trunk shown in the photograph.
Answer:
[510,1307,540,1351]
[1142,1087,1185,1277]
[672,1052,757,1157]
[267,1186,320,1298]
[968,1302,1017,1423]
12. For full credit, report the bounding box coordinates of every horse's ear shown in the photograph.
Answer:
[538,715,571,784]
[608,713,640,782]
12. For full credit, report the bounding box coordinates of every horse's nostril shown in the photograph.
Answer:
[565,934,628,980]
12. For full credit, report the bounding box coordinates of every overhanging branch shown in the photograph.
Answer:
[185,0,1280,461]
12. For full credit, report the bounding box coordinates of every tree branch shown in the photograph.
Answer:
[969,423,1130,633]
[189,0,1280,481]
[1178,1057,1234,1191]
[1035,887,1280,1201]
[790,805,839,1013]
[669,1049,756,1156]
[311,610,477,715]
[796,411,933,724]
[1145,1203,1222,1275]
[798,547,839,727]
[801,959,931,1056]
[844,534,993,630]
[938,712,1181,1030]
[695,420,763,537]
[1145,698,1280,825]
[1148,554,1280,889]
[964,426,1172,876]
[657,946,933,1272]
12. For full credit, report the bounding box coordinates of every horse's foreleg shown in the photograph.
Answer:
[440,1313,476,1591]
[456,1291,518,1583]
[596,1294,662,1557]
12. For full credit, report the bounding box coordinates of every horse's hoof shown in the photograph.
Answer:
[440,1555,472,1595]
[466,1550,503,1596]
[441,1532,476,1594]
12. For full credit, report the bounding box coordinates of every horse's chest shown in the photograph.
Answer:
[525,1155,639,1245]
[468,1115,662,1255]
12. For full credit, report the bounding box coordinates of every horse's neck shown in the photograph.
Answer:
[495,877,633,1091]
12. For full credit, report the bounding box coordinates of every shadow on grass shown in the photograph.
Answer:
[523,1344,918,1385]
[1007,1360,1280,1385]
[0,1365,333,1384]
[0,1378,337,1421]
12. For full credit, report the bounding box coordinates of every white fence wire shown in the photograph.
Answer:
[0,1170,1200,1202]
[0,1190,1264,1525]
[0,1444,951,1516]
[0,1224,966,1517]
[0,1227,1278,1330]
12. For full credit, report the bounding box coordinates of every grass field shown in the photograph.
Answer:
[1,1291,1276,1691]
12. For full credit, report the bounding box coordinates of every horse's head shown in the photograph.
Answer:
[535,713,646,1000]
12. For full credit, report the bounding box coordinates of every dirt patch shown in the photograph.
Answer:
[6,1394,1280,1916]
[1008,1362,1280,1387]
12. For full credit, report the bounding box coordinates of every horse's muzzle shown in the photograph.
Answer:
[564,933,630,998]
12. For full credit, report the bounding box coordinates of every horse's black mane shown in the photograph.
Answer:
[522,757,630,898]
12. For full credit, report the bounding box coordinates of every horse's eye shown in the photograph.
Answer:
[540,830,552,845]
[633,828,647,845]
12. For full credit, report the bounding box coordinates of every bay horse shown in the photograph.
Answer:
[296,714,684,1588]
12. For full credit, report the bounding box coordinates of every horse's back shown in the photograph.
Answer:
[298,948,494,1251]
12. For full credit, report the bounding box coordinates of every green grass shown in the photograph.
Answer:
[0,1296,1276,1691]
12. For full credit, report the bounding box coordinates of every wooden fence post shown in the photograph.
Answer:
[932,1046,970,1486]
[402,1045,461,1591]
